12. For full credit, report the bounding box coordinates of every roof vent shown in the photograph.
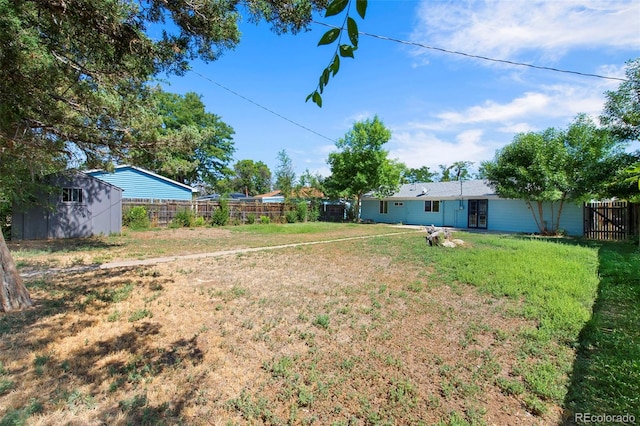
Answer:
[422,188,427,194]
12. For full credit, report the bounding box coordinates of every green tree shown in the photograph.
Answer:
[296,169,326,196]
[326,115,401,221]
[438,161,474,182]
[0,0,333,312]
[404,166,436,183]
[600,58,640,192]
[563,114,634,200]
[601,58,640,142]
[481,115,631,234]
[230,160,272,196]
[274,149,296,201]
[298,169,323,189]
[127,90,235,186]
[481,130,565,234]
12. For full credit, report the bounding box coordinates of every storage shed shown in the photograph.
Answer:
[12,171,123,240]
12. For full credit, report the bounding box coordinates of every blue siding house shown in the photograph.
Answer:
[12,171,122,240]
[86,165,197,201]
[361,180,584,236]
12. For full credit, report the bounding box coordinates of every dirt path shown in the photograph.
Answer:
[20,229,422,278]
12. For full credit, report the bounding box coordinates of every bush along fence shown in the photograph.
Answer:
[122,199,346,228]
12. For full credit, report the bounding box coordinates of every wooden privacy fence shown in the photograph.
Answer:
[584,201,638,240]
[319,203,346,222]
[122,199,345,227]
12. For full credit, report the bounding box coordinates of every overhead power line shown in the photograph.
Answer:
[190,22,628,145]
[313,21,629,83]
[191,71,337,143]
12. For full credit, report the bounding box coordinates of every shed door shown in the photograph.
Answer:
[468,199,488,229]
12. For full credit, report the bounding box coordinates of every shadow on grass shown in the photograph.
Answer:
[562,240,640,424]
[7,236,122,254]
[0,266,204,425]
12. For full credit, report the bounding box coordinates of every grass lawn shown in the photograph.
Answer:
[8,223,400,271]
[1,223,636,424]
[563,241,640,421]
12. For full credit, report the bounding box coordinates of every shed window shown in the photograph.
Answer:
[394,202,403,206]
[379,200,388,214]
[424,200,440,213]
[62,188,83,203]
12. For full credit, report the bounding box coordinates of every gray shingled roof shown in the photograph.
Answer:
[364,179,498,200]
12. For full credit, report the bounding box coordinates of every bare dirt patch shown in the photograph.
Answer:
[1,230,563,424]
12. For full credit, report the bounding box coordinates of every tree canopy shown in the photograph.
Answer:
[228,159,272,196]
[126,90,235,187]
[601,58,640,143]
[0,0,332,312]
[403,166,436,184]
[600,58,640,192]
[0,0,328,202]
[326,115,401,221]
[274,149,296,201]
[481,114,634,234]
[438,161,475,182]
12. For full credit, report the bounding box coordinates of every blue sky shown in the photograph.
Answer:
[161,0,640,180]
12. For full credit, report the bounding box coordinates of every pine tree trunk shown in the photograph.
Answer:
[0,231,32,312]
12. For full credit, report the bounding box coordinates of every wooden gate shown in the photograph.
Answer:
[584,201,637,240]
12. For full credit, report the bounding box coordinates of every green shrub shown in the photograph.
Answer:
[259,215,270,224]
[296,201,308,222]
[212,199,230,226]
[246,213,256,224]
[171,209,195,228]
[308,203,320,222]
[193,216,207,227]
[285,209,298,223]
[124,206,150,230]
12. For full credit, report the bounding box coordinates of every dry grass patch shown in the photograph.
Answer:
[8,223,402,272]
[0,230,571,425]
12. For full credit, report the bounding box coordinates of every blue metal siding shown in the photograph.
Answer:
[404,200,441,225]
[88,167,193,200]
[361,200,407,224]
[487,199,583,235]
[362,199,460,226]
[361,198,584,236]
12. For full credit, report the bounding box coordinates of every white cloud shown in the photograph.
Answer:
[412,0,639,61]
[345,111,375,126]
[497,122,537,134]
[388,76,615,170]
[596,63,628,80]
[317,144,337,155]
[410,83,608,133]
[437,91,551,124]
[389,130,490,170]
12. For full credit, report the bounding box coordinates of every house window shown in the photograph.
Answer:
[62,188,83,203]
[379,200,388,214]
[394,202,403,206]
[424,200,440,213]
